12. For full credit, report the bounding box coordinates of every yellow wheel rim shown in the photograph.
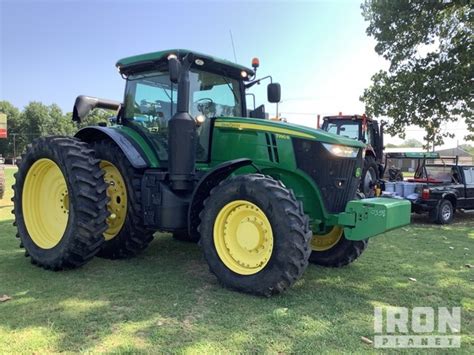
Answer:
[22,159,69,249]
[311,226,343,251]
[213,200,273,275]
[101,160,127,240]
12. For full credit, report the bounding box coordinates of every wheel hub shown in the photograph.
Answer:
[214,201,273,274]
[100,160,127,240]
[441,204,451,220]
[61,190,69,214]
[311,226,343,252]
[22,158,69,249]
[236,220,261,251]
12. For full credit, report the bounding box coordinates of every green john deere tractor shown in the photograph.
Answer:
[13,49,411,296]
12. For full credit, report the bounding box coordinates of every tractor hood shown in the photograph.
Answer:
[214,117,366,148]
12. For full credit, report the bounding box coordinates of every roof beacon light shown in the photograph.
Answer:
[252,57,260,69]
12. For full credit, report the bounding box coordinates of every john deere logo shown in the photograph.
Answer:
[355,167,362,178]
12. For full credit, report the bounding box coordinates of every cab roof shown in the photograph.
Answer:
[323,114,373,122]
[116,49,254,79]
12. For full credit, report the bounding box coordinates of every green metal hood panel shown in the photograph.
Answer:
[338,197,411,240]
[214,117,365,148]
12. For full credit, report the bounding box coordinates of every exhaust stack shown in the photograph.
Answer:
[168,53,197,191]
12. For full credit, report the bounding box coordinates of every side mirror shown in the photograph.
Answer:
[168,57,181,84]
[267,83,281,103]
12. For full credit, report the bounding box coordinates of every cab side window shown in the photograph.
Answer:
[366,126,373,145]
[463,167,474,184]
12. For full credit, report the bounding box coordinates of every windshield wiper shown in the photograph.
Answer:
[220,74,239,103]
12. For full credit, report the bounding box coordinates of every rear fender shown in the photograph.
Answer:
[441,192,457,208]
[75,126,148,169]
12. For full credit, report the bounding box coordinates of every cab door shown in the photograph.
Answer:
[462,167,474,208]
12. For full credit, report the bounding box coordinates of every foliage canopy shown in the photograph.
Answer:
[0,101,113,158]
[361,0,473,149]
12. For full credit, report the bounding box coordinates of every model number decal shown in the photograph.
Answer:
[370,209,386,218]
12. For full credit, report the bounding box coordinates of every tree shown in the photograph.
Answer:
[46,104,76,136]
[22,102,76,137]
[384,138,424,149]
[361,0,473,150]
[0,101,22,158]
[460,144,474,156]
[0,101,116,158]
[400,138,423,148]
[77,108,114,128]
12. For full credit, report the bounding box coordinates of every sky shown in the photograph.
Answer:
[0,0,469,148]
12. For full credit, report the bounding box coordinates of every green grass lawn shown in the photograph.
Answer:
[0,167,472,353]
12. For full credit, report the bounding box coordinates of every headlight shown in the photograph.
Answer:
[195,114,206,125]
[322,143,359,158]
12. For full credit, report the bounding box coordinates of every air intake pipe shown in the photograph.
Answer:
[72,96,121,123]
[168,53,197,191]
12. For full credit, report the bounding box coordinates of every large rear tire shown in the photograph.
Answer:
[309,226,368,267]
[91,140,154,259]
[12,136,109,270]
[198,174,311,296]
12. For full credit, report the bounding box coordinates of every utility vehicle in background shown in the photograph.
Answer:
[381,153,474,224]
[409,157,474,223]
[12,49,411,296]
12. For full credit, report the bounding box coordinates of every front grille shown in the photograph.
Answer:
[292,138,362,213]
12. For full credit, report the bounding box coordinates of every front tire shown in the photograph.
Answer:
[13,136,109,270]
[198,174,311,296]
[91,141,154,259]
[309,226,368,267]
[361,156,378,197]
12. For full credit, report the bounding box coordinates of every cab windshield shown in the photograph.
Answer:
[324,121,361,140]
[123,69,243,161]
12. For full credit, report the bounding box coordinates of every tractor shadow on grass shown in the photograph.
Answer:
[0,218,473,352]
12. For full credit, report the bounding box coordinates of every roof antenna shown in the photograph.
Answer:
[229,29,237,63]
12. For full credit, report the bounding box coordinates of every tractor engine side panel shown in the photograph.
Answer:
[209,124,328,228]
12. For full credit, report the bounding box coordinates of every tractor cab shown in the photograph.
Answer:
[321,114,384,161]
[120,60,247,162]
[321,114,385,196]
[74,49,280,164]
